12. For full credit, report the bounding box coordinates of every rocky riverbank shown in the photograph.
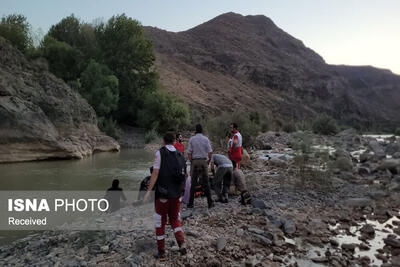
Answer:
[1,130,400,266]
[0,37,120,163]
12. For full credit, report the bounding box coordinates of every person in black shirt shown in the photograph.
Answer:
[105,179,127,212]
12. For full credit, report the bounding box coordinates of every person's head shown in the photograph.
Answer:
[230,123,238,133]
[176,133,183,142]
[195,124,203,134]
[149,166,154,174]
[112,179,119,188]
[231,160,237,169]
[163,131,175,145]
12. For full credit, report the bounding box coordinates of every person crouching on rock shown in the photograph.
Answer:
[210,154,233,203]
[143,131,187,261]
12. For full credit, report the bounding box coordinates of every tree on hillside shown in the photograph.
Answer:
[79,59,119,136]
[80,59,119,118]
[38,13,190,134]
[47,15,100,61]
[0,14,33,52]
[48,15,81,47]
[40,36,84,81]
[95,14,157,123]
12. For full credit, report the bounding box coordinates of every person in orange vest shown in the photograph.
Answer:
[228,123,243,169]
[174,133,184,155]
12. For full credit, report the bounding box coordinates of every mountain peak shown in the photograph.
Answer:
[188,12,277,32]
[144,13,400,128]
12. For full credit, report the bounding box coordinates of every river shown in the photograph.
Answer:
[0,149,155,245]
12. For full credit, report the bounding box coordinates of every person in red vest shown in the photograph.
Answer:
[174,133,184,155]
[228,123,243,168]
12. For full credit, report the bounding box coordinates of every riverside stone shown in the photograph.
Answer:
[0,38,119,163]
[216,238,227,251]
[282,220,296,234]
[251,199,267,209]
[360,224,375,236]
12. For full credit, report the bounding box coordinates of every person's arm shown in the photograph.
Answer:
[232,135,238,146]
[207,152,212,165]
[210,162,215,176]
[207,138,212,165]
[187,139,193,162]
[143,169,159,203]
[143,151,161,203]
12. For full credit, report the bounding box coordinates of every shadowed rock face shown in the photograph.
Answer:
[0,37,120,163]
[144,12,400,128]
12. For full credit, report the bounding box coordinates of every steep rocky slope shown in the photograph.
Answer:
[0,37,120,163]
[144,12,400,129]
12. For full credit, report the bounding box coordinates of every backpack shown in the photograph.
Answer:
[156,147,186,198]
[160,147,186,183]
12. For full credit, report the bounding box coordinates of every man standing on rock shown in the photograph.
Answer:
[143,132,187,260]
[210,154,232,203]
[228,123,243,168]
[187,124,214,209]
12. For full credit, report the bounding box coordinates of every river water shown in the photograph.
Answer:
[0,149,155,245]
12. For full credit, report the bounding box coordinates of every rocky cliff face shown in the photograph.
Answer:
[144,12,400,129]
[0,37,120,163]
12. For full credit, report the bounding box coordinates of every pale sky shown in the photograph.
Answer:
[2,0,400,74]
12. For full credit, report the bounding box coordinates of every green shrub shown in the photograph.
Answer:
[98,117,120,139]
[312,114,339,135]
[205,111,261,148]
[282,122,296,133]
[295,120,312,131]
[137,90,190,132]
[261,122,270,133]
[144,128,159,144]
[0,14,33,52]
[395,127,400,136]
[190,109,207,127]
[249,111,260,125]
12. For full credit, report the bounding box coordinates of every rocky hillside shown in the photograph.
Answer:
[0,37,120,163]
[144,12,400,129]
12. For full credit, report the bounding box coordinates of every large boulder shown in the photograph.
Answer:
[0,37,119,163]
[337,128,361,147]
[388,176,400,191]
[334,157,353,172]
[344,197,373,208]
[386,143,400,155]
[368,140,386,159]
[360,152,373,163]
[241,149,251,166]
[268,157,287,167]
[378,159,400,174]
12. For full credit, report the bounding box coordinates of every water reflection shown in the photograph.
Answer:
[0,149,154,191]
[0,149,155,245]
